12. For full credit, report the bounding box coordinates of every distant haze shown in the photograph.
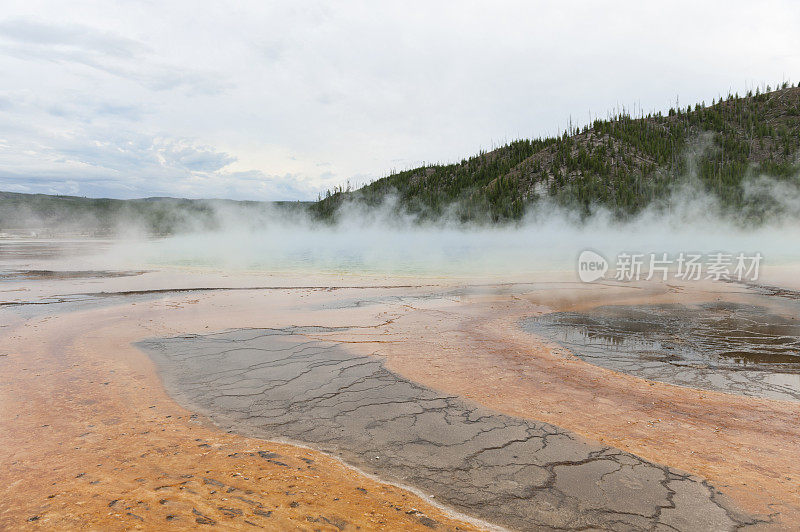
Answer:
[1,0,799,200]
[15,180,793,277]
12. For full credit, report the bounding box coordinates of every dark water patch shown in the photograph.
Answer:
[733,281,800,301]
[0,285,440,310]
[522,303,800,401]
[137,328,759,531]
[0,269,147,281]
[0,285,443,321]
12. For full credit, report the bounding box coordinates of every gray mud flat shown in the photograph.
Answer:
[137,327,758,531]
[523,302,800,401]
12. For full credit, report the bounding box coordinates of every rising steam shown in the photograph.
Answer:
[2,172,800,277]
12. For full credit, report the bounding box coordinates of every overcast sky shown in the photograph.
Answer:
[1,1,798,200]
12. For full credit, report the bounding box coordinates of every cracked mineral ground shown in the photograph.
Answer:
[523,301,800,401]
[138,327,759,531]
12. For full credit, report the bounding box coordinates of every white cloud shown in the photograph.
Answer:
[0,0,799,200]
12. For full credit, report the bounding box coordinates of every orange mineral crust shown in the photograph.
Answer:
[2,272,800,529]
[343,281,800,527]
[0,290,484,531]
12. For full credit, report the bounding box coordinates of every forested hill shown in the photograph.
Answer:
[4,84,799,234]
[312,83,800,222]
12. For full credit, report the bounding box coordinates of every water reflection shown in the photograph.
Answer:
[522,303,800,400]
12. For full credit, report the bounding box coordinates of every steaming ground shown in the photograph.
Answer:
[4,208,800,528]
[5,176,800,275]
[92,182,800,275]
[4,185,800,529]
[103,212,800,277]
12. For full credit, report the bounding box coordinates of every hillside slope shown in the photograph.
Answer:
[314,84,800,222]
[4,85,799,232]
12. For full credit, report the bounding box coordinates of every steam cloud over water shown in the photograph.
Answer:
[3,176,800,276]
[103,181,800,277]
